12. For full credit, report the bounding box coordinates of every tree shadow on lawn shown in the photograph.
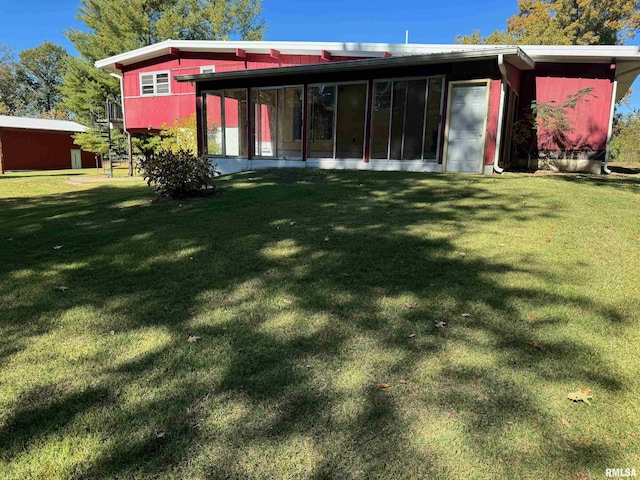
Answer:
[0,170,631,478]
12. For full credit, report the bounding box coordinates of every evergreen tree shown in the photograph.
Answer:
[63,0,266,156]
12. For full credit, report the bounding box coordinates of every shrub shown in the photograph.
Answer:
[138,149,219,199]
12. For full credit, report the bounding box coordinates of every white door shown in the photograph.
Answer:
[71,149,82,169]
[444,82,488,173]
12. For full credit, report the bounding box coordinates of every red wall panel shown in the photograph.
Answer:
[484,79,502,165]
[1,128,94,170]
[121,52,377,131]
[519,63,614,153]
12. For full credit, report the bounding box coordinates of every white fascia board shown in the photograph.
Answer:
[94,40,512,71]
[94,40,640,74]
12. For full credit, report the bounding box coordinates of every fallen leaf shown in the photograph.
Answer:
[289,221,298,227]
[156,431,165,438]
[545,237,552,243]
[324,236,329,242]
[470,375,478,381]
[567,389,592,405]
[447,412,456,419]
[109,330,115,336]
[54,286,68,291]
[403,302,414,309]
[605,224,612,228]
[408,333,416,338]
[237,348,245,354]
[327,223,334,228]
[457,251,467,257]
[377,383,391,389]
[498,243,506,247]
[461,313,471,318]
[562,418,571,428]
[397,379,408,384]
[53,245,63,250]
[550,227,556,232]
[530,314,538,322]
[527,339,543,350]
[435,321,446,329]
[187,336,201,343]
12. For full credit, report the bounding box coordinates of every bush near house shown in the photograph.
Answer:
[137,149,218,199]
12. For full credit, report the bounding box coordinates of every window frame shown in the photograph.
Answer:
[200,65,216,74]
[251,84,305,160]
[307,80,369,160]
[370,75,445,162]
[139,70,171,96]
[202,88,249,158]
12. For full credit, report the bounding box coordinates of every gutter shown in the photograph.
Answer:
[603,78,618,174]
[109,73,133,176]
[493,54,507,174]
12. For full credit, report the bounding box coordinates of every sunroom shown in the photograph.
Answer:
[176,48,534,174]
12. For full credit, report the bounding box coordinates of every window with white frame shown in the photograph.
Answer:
[200,65,216,74]
[140,71,170,96]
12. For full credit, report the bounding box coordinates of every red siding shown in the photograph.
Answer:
[121,52,373,131]
[0,128,94,171]
[520,63,614,153]
[484,79,502,166]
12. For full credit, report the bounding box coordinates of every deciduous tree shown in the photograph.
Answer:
[457,0,640,45]
[15,41,69,116]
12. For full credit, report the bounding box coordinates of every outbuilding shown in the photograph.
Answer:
[0,116,95,173]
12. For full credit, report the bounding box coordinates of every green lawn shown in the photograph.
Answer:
[1,168,639,479]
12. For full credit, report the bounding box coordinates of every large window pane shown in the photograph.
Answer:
[389,81,407,160]
[371,81,391,159]
[252,86,303,159]
[253,89,277,157]
[223,89,247,157]
[204,93,222,155]
[203,89,247,157]
[308,85,336,158]
[335,83,367,159]
[280,87,303,159]
[424,78,443,159]
[403,80,427,160]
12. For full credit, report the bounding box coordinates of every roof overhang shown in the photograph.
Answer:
[175,47,533,84]
[95,40,530,72]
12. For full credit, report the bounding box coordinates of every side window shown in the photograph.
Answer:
[140,71,171,96]
[200,66,216,74]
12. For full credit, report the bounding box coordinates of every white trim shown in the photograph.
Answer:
[207,157,444,175]
[95,40,640,72]
[125,92,193,99]
[604,79,618,173]
[139,70,171,96]
[200,65,216,74]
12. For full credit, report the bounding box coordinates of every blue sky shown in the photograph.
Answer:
[1,0,639,110]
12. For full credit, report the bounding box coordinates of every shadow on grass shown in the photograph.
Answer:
[0,170,632,478]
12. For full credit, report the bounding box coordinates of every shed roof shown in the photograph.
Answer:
[0,116,87,133]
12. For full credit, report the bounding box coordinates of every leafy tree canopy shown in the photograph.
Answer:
[15,41,69,115]
[457,0,640,45]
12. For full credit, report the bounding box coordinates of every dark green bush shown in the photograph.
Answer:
[138,149,219,199]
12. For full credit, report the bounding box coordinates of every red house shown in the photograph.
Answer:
[0,116,95,173]
[96,41,640,174]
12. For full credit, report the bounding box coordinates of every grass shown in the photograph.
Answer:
[1,168,639,479]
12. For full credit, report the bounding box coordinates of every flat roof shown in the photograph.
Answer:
[176,48,533,82]
[0,116,87,133]
[96,39,640,72]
